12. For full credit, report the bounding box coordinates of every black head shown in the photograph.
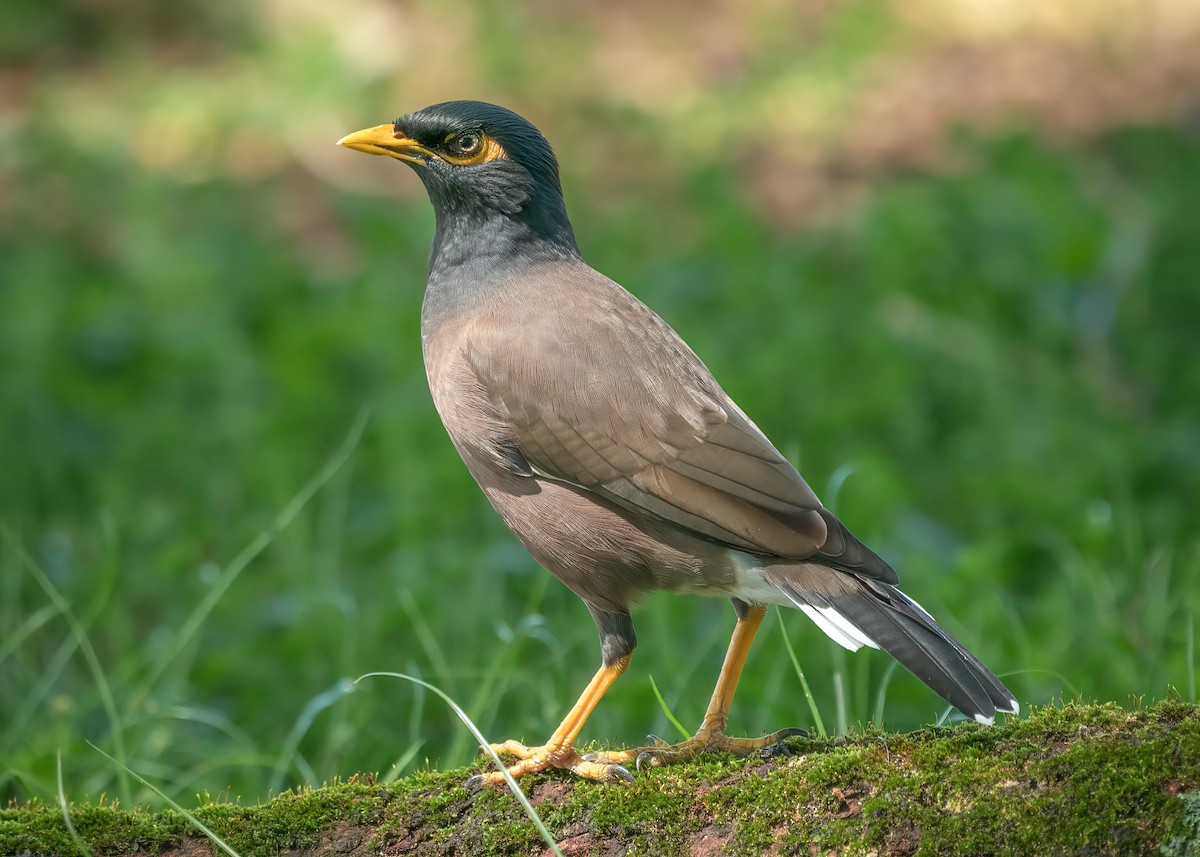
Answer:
[339,101,577,258]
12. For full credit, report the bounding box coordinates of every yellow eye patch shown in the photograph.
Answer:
[440,131,507,166]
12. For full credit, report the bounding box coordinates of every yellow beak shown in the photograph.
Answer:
[336,124,434,164]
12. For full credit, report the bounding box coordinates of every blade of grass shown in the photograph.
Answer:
[2,525,131,805]
[833,668,847,736]
[1188,614,1195,703]
[823,463,858,515]
[451,574,555,765]
[1,625,81,744]
[150,751,282,794]
[647,674,691,741]
[379,741,426,785]
[1,767,52,798]
[130,406,370,711]
[1003,667,1081,700]
[152,705,257,750]
[87,742,243,857]
[357,671,564,857]
[0,602,61,663]
[56,752,93,857]
[870,660,900,728]
[268,677,357,794]
[397,589,458,699]
[776,608,827,738]
[400,661,429,770]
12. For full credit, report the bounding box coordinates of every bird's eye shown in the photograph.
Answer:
[448,132,483,156]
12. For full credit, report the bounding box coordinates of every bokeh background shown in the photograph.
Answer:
[3,0,1199,807]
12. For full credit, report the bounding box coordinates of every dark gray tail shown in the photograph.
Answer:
[768,570,1018,724]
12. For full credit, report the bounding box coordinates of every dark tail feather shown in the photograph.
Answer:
[771,575,1018,724]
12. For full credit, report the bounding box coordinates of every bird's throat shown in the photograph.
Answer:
[427,198,579,277]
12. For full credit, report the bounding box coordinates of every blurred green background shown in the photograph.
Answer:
[3,0,1199,807]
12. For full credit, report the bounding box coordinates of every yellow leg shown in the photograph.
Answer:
[471,654,635,788]
[589,605,803,769]
[696,602,766,736]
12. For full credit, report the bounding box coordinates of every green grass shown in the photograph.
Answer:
[2,4,1199,811]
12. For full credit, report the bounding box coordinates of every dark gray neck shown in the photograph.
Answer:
[417,159,581,277]
[428,203,579,276]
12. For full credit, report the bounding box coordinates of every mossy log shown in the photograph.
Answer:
[5,701,1200,856]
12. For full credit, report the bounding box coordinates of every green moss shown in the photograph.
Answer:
[189,779,388,853]
[4,701,1199,856]
[0,800,195,854]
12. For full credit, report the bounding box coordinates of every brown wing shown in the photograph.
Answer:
[466,267,895,580]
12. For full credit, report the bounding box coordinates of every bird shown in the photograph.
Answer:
[337,100,1018,786]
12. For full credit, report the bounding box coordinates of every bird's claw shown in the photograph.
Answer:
[635,749,662,770]
[758,726,808,759]
[608,764,636,783]
[578,753,635,781]
[774,726,808,740]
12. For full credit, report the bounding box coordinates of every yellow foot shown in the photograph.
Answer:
[584,726,807,770]
[467,740,635,791]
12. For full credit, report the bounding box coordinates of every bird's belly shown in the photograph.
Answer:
[424,335,749,611]
[475,471,740,613]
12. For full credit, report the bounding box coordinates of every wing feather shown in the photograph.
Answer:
[465,266,894,579]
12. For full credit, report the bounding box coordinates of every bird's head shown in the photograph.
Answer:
[338,101,575,256]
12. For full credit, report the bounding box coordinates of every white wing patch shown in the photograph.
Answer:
[798,604,880,652]
[724,555,879,652]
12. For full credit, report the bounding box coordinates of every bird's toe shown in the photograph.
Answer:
[634,748,664,770]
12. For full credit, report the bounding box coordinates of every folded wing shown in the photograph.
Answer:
[466,271,896,583]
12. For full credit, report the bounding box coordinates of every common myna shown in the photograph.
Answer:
[338,101,1018,786]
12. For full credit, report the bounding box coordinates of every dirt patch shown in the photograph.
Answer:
[883,817,922,856]
[154,836,213,857]
[544,821,595,856]
[689,823,735,856]
[291,823,374,856]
